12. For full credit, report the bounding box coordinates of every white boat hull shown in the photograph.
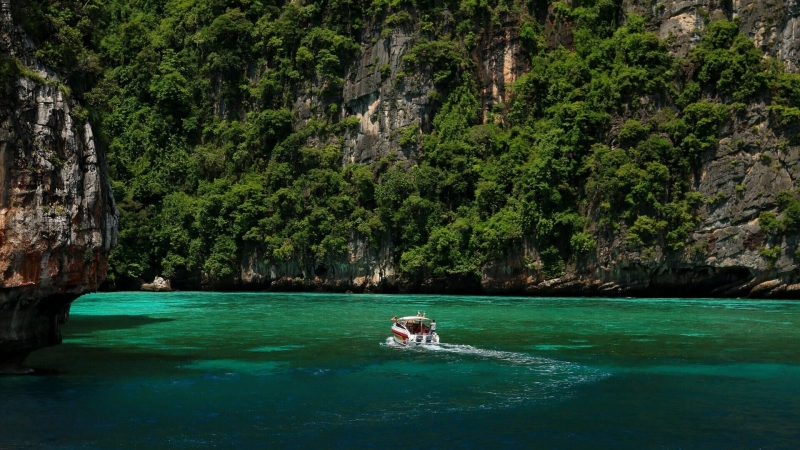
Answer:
[391,325,439,346]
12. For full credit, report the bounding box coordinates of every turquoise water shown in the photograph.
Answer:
[3,292,800,449]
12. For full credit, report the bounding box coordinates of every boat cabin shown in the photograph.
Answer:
[396,316,433,335]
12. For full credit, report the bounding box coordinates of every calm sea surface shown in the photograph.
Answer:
[2,292,799,449]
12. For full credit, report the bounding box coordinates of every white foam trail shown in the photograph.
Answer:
[382,337,573,369]
[380,338,599,378]
[380,337,403,348]
[425,343,566,367]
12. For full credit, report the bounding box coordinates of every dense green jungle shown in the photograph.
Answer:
[7,0,800,290]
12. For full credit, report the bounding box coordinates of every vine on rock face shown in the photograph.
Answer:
[11,0,797,286]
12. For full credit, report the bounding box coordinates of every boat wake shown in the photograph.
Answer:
[427,342,566,367]
[376,337,608,414]
[381,337,600,376]
[387,336,608,375]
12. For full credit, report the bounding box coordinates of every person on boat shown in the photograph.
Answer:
[391,316,398,325]
[430,319,437,334]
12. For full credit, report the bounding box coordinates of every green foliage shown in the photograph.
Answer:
[404,37,472,91]
[385,11,411,28]
[570,231,596,254]
[689,240,708,259]
[772,71,800,107]
[757,190,800,238]
[767,105,800,125]
[540,246,566,280]
[1,56,47,85]
[777,190,800,232]
[0,55,20,83]
[626,215,663,248]
[759,211,779,233]
[150,72,190,115]
[22,0,797,286]
[205,235,238,279]
[677,81,701,109]
[432,84,481,143]
[398,124,419,147]
[11,0,102,90]
[691,20,768,101]
[618,120,649,149]
[759,245,780,268]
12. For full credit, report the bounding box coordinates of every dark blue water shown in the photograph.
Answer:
[2,293,799,448]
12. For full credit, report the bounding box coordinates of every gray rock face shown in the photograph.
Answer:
[731,0,800,71]
[0,0,118,367]
[477,14,529,119]
[336,13,528,166]
[341,21,433,166]
[626,0,800,69]
[240,236,395,292]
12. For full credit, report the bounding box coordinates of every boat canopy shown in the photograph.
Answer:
[399,316,432,322]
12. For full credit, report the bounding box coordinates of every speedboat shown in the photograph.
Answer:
[391,315,439,345]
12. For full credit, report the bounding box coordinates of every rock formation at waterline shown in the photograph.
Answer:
[141,277,172,292]
[0,0,117,368]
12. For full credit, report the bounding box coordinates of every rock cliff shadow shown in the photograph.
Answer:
[22,346,201,377]
[20,316,185,376]
[64,315,174,336]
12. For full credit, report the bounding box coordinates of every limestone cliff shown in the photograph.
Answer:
[0,0,118,367]
[626,0,800,70]
[339,11,528,166]
[480,100,800,298]
[228,2,800,299]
